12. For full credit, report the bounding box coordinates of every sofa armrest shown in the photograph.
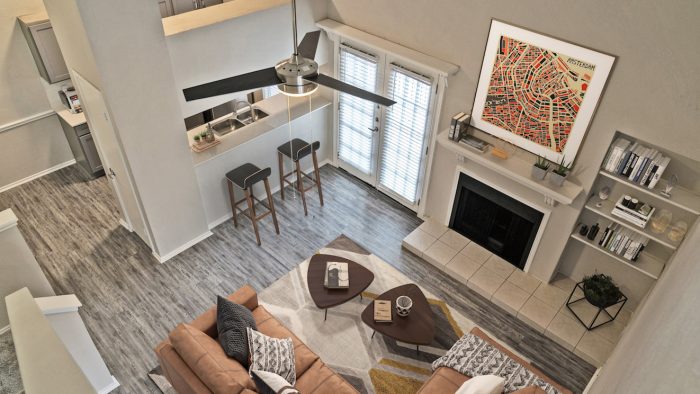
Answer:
[155,341,212,394]
[190,285,259,338]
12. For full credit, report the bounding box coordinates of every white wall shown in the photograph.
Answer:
[166,0,329,118]
[0,0,73,190]
[0,209,54,328]
[588,222,700,393]
[327,0,700,288]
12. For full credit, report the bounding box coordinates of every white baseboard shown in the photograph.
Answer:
[118,218,133,232]
[0,325,10,335]
[207,159,331,230]
[0,159,76,194]
[97,375,120,394]
[152,230,213,264]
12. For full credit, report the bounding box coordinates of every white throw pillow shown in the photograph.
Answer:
[455,374,506,394]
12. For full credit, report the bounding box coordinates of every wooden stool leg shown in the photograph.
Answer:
[295,160,308,216]
[245,187,261,246]
[227,180,239,228]
[312,150,323,206]
[264,178,280,234]
[278,151,285,200]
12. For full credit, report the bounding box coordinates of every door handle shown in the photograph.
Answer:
[367,127,379,133]
[108,168,116,179]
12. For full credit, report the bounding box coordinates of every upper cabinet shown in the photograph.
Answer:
[159,0,224,18]
[18,13,70,84]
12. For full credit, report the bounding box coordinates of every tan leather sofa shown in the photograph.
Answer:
[416,327,572,394]
[155,285,358,394]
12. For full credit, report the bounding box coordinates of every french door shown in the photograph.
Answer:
[336,44,435,210]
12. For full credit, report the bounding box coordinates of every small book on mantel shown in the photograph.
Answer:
[374,300,392,323]
[323,262,349,289]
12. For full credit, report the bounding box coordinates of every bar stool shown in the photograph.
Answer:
[225,163,279,246]
[277,138,323,216]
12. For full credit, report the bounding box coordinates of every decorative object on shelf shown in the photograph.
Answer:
[660,174,679,198]
[611,195,655,228]
[598,186,611,201]
[470,20,615,164]
[667,221,688,243]
[567,276,627,330]
[578,223,589,236]
[490,146,509,160]
[531,155,550,180]
[587,223,600,240]
[395,295,413,317]
[649,208,673,234]
[548,156,572,187]
[204,123,215,143]
[603,137,672,190]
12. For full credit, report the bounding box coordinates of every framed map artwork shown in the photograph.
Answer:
[471,20,615,163]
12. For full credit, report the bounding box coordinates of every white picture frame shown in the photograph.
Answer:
[471,20,615,164]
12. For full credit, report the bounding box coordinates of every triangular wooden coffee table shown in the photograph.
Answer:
[361,284,435,354]
[307,254,374,320]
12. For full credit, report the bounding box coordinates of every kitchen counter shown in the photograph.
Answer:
[56,109,86,127]
[186,92,332,166]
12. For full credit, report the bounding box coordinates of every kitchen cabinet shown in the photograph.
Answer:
[18,13,70,84]
[159,0,224,17]
[57,111,104,177]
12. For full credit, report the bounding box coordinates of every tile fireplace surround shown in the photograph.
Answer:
[403,219,632,367]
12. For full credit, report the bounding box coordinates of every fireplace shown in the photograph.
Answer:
[449,173,544,270]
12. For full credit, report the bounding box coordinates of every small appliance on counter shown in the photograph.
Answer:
[58,85,82,113]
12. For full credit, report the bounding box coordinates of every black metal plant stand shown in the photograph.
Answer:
[566,281,627,331]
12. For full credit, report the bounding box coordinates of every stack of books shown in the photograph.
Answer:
[373,300,392,323]
[448,112,471,141]
[603,137,671,189]
[323,262,349,289]
[610,196,655,228]
[596,222,649,261]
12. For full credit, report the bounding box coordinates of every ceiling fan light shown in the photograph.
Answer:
[277,82,318,97]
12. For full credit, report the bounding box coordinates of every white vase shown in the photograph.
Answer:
[549,172,567,187]
[531,165,548,180]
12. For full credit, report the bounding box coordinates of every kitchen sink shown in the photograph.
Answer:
[236,108,269,125]
[211,117,245,136]
[210,108,269,136]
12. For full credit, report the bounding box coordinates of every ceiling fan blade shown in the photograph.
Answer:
[310,74,396,106]
[183,67,281,101]
[297,30,321,60]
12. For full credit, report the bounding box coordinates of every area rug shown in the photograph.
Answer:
[0,331,23,394]
[149,237,520,393]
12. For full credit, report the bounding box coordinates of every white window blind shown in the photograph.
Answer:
[337,46,378,175]
[379,65,432,204]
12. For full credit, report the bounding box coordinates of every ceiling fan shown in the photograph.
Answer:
[182,0,395,106]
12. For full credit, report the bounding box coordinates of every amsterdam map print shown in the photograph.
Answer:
[481,36,596,153]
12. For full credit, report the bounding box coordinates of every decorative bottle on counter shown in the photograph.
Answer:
[204,123,215,143]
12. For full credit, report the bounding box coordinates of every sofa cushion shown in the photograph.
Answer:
[251,370,300,394]
[217,295,256,366]
[169,323,255,394]
[247,327,296,385]
[295,359,359,394]
[455,374,505,394]
[416,367,471,394]
[253,306,319,377]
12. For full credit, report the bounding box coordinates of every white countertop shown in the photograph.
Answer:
[56,109,87,128]
[187,92,332,166]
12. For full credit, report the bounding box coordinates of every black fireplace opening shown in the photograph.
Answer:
[449,173,543,270]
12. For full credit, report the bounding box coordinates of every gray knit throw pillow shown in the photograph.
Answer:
[217,296,256,366]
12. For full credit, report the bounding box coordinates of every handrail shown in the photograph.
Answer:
[0,110,55,134]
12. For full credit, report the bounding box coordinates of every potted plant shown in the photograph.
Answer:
[549,156,572,187]
[194,134,202,145]
[582,273,622,308]
[531,155,550,180]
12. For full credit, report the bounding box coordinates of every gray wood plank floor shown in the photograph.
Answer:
[0,164,594,393]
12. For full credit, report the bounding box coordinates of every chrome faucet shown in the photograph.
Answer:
[192,0,206,10]
[232,99,256,123]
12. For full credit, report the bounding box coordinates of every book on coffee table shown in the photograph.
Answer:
[323,262,349,289]
[374,300,392,323]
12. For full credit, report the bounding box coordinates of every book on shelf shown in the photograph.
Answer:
[448,112,465,140]
[602,137,671,190]
[373,300,392,323]
[586,222,648,261]
[323,262,349,289]
[610,196,655,228]
[458,134,488,153]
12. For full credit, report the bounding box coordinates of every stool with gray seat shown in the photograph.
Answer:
[277,138,323,216]
[226,163,279,246]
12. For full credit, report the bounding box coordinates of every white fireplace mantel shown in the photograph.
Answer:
[437,131,583,206]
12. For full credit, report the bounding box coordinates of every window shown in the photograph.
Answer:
[378,65,433,204]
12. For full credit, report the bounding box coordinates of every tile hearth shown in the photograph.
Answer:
[403,219,632,367]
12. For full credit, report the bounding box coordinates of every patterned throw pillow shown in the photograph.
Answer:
[217,296,257,366]
[251,370,300,394]
[247,327,296,385]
